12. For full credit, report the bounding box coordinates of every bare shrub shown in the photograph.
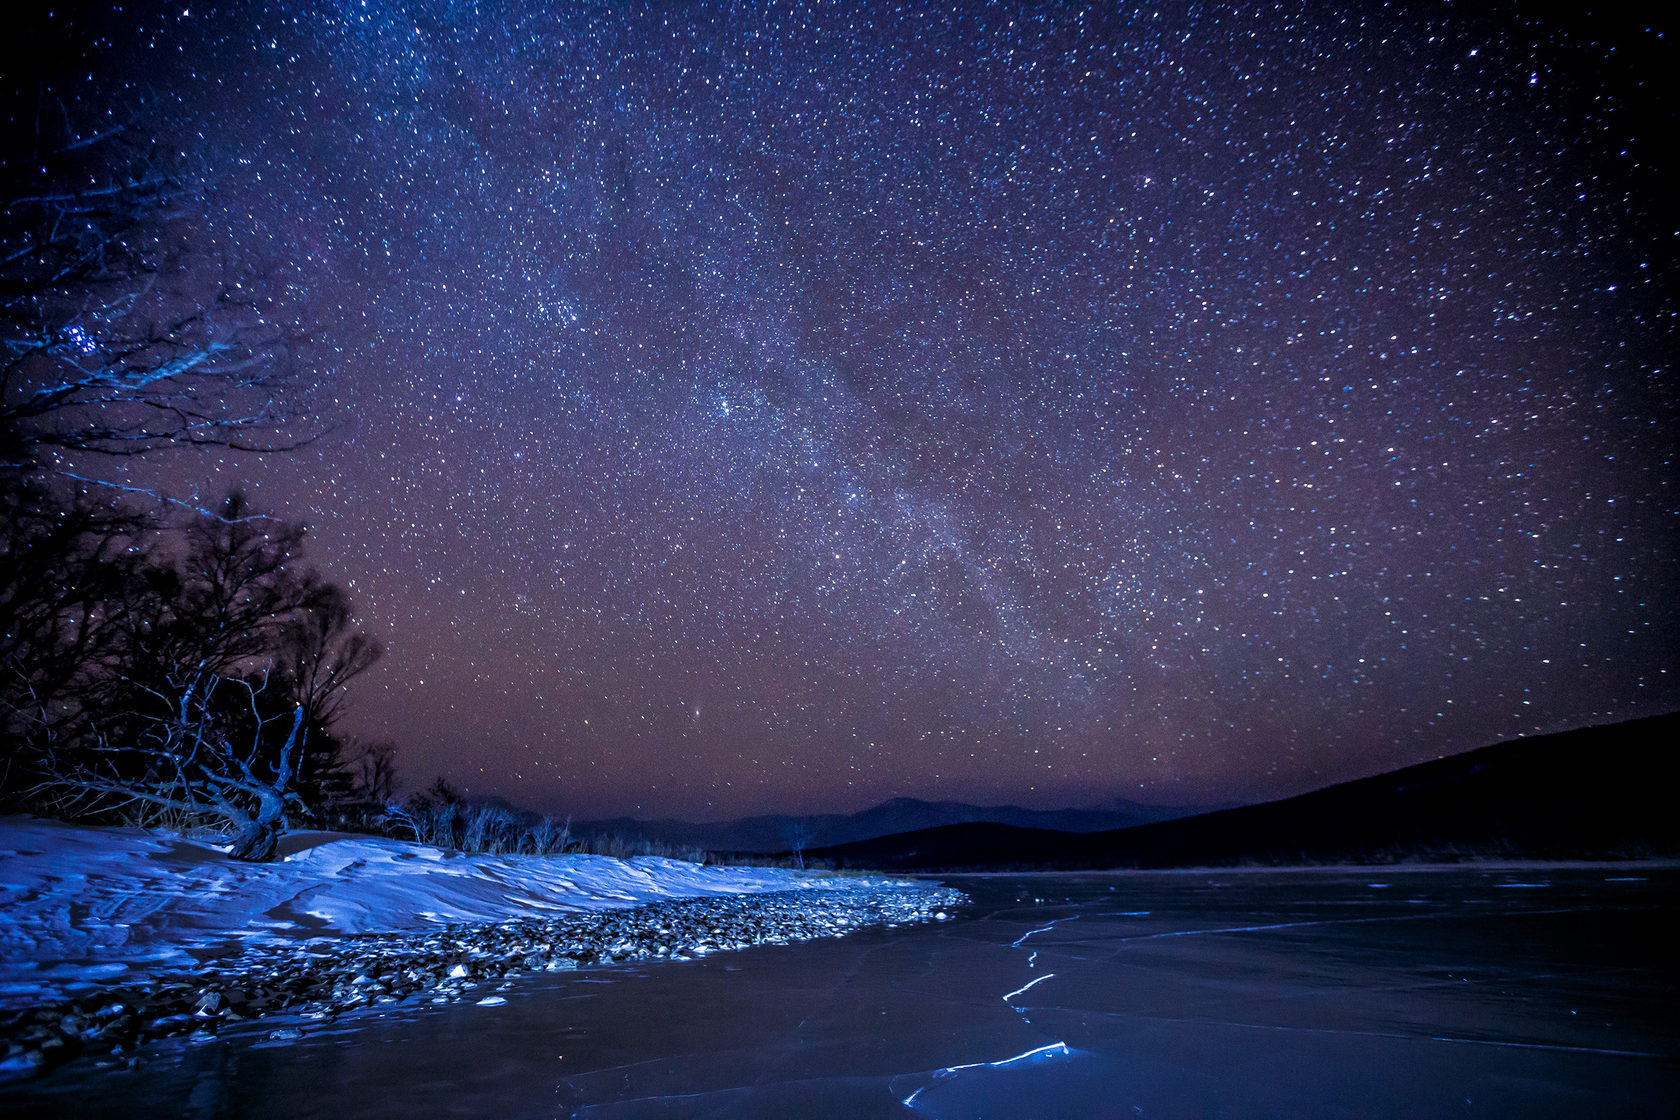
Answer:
[34,670,306,861]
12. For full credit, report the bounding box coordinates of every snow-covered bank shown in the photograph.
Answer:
[0,817,957,1013]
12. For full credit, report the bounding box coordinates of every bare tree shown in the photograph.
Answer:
[0,102,365,859]
[529,815,574,856]
[1,109,305,475]
[278,581,382,736]
[784,821,813,870]
[398,778,467,849]
[36,667,306,861]
[3,489,380,858]
[381,798,421,842]
[461,804,512,854]
[350,739,399,806]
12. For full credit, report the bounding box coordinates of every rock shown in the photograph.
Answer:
[0,1050,47,1082]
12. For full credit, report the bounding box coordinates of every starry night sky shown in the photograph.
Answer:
[13,0,1676,819]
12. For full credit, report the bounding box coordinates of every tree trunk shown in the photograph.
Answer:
[223,707,303,862]
[227,815,282,862]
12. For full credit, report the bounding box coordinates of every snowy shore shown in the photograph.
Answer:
[0,817,964,1080]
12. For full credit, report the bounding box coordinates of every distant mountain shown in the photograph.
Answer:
[572,795,1195,854]
[807,713,1680,871]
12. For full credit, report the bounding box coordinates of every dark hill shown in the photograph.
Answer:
[806,713,1680,871]
[573,795,1191,854]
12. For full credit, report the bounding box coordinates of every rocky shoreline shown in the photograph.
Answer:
[0,880,965,1083]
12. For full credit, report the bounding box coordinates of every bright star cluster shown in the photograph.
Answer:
[28,0,1676,817]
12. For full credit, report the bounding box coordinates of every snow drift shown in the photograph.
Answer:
[0,816,864,1009]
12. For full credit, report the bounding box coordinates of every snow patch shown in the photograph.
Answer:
[0,816,869,1010]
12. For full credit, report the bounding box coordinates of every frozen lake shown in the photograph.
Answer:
[4,865,1675,1118]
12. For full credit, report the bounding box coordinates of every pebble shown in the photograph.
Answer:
[0,882,966,1083]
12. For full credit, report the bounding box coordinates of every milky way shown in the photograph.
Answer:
[21,0,1675,817]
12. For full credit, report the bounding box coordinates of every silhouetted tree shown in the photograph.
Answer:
[9,491,382,860]
[0,102,364,860]
[0,480,151,783]
[351,740,399,805]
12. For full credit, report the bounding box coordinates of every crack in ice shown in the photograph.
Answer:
[1111,906,1583,943]
[1010,916,1076,948]
[1125,1013,1665,1059]
[1002,972,1056,1003]
[900,1042,1073,1108]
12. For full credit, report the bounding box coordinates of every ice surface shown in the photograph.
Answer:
[3,864,1675,1117]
